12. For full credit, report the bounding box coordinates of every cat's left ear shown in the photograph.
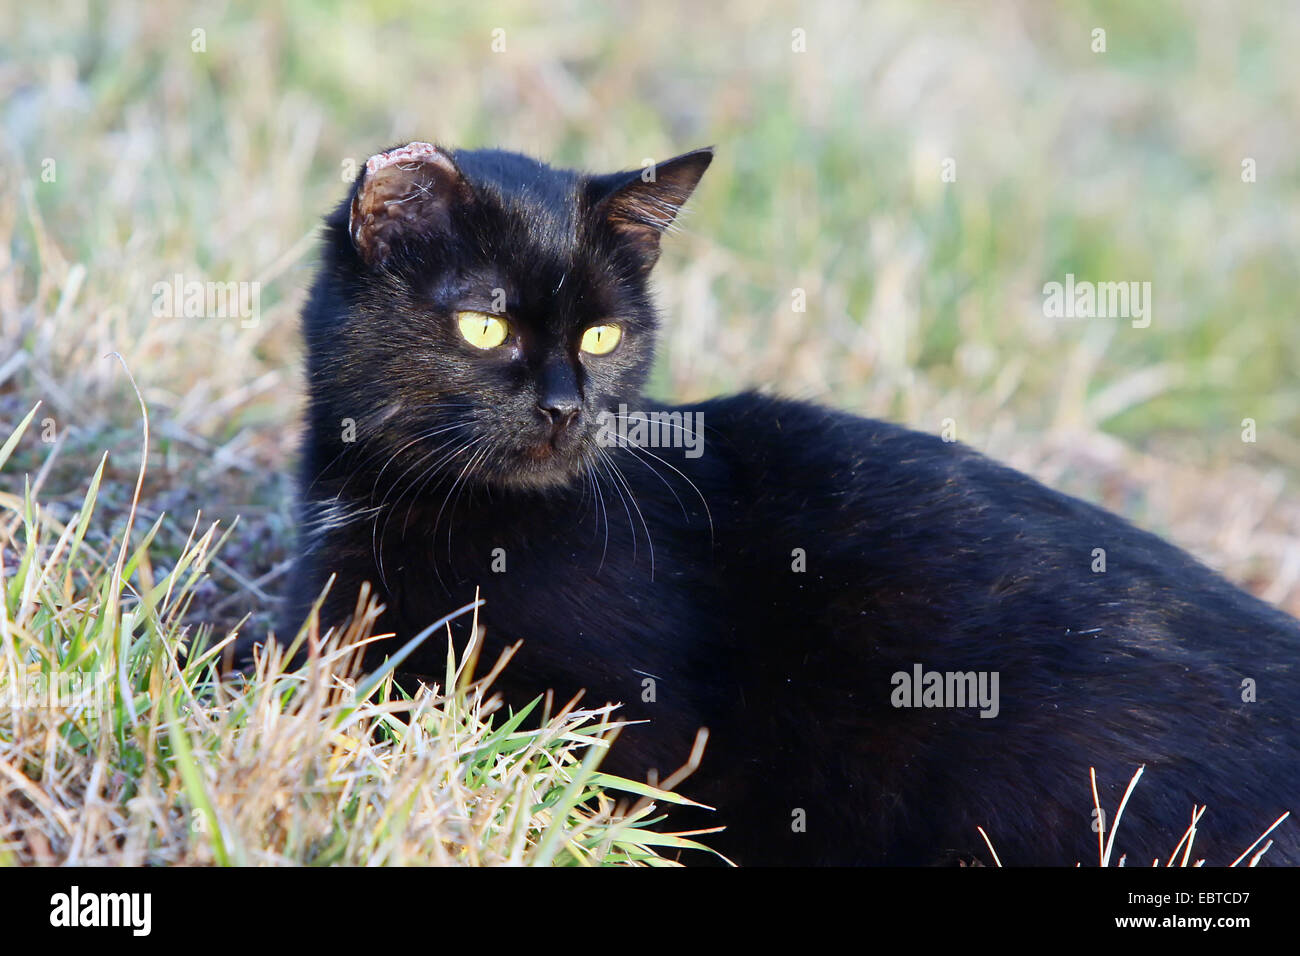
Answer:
[588,147,713,269]
[348,142,473,268]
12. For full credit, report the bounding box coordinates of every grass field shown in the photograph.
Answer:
[2,0,1298,864]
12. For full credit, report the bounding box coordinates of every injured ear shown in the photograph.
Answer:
[348,142,473,267]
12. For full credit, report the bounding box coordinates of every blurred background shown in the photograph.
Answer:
[2,0,1299,631]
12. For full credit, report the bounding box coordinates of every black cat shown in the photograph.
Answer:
[257,141,1299,866]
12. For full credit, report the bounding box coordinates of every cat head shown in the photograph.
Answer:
[305,142,711,496]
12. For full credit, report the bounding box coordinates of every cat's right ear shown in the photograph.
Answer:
[348,142,473,268]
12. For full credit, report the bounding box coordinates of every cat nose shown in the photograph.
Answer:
[537,359,582,434]
[538,398,581,432]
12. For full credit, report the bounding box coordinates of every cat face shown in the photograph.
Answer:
[308,143,711,496]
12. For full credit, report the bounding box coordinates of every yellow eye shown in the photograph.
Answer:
[457,311,510,349]
[580,324,622,355]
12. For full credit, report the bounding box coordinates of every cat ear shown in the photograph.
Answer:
[348,142,473,267]
[589,147,713,268]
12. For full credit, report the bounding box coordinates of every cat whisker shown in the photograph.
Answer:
[310,408,424,496]
[428,437,491,564]
[418,440,496,592]
[603,440,690,522]
[370,421,473,504]
[611,410,730,444]
[598,447,655,580]
[397,433,490,536]
[621,441,715,544]
[587,459,610,573]
[373,431,477,540]
[320,417,464,505]
[594,450,637,566]
[444,442,494,563]
[373,434,484,592]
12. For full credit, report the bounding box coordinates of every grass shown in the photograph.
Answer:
[1,0,1298,864]
[974,766,1291,868]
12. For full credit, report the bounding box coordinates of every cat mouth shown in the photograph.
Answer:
[485,434,592,491]
[523,442,555,461]
[521,424,588,463]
